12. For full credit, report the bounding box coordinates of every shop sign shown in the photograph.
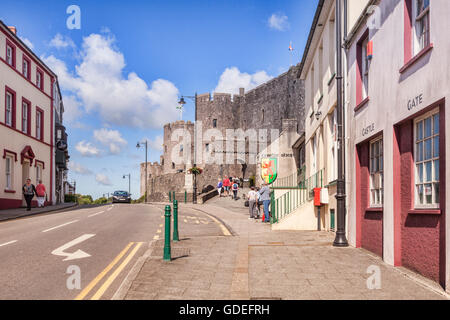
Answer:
[407,94,423,111]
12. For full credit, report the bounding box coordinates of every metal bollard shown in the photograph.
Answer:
[173,191,176,201]
[173,200,179,242]
[164,205,171,261]
[169,192,172,202]
[184,191,187,204]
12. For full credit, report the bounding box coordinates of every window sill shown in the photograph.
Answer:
[354,97,370,112]
[408,208,441,215]
[399,43,434,74]
[366,207,383,213]
[4,189,16,194]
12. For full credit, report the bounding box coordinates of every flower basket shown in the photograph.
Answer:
[188,167,203,175]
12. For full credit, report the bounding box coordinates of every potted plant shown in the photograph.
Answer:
[188,167,203,175]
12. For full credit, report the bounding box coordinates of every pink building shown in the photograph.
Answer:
[346,0,450,289]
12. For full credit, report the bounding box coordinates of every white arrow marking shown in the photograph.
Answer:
[42,220,79,233]
[52,234,96,261]
[88,211,105,218]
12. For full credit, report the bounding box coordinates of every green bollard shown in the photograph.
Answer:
[173,191,176,201]
[169,192,172,202]
[173,200,179,242]
[185,191,187,204]
[163,205,171,261]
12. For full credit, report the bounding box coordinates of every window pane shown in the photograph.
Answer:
[417,164,423,183]
[424,118,432,138]
[417,122,423,141]
[434,160,439,181]
[434,183,440,204]
[424,139,432,160]
[380,155,383,171]
[417,142,423,161]
[425,161,432,182]
[417,185,424,204]
[433,136,439,158]
[425,184,432,204]
[433,114,439,134]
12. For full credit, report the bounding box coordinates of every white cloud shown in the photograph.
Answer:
[215,67,273,95]
[268,13,290,31]
[62,95,84,124]
[95,174,112,186]
[93,128,128,155]
[20,37,34,50]
[75,141,101,157]
[69,162,93,175]
[49,33,75,49]
[43,33,179,129]
[148,135,164,152]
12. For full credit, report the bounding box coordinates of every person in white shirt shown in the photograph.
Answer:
[247,187,258,219]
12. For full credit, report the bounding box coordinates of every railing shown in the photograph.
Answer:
[270,168,324,224]
[271,172,298,188]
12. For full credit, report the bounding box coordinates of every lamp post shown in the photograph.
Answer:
[136,140,148,203]
[178,94,198,204]
[333,0,349,247]
[123,174,131,195]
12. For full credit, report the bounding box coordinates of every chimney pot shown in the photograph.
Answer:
[8,26,17,35]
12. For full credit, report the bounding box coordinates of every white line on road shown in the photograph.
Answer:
[88,211,105,218]
[0,240,18,247]
[107,207,113,212]
[42,220,79,233]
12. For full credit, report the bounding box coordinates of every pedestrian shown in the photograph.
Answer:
[258,183,271,223]
[223,176,230,197]
[255,187,261,219]
[229,176,233,197]
[36,180,46,208]
[22,178,37,211]
[247,187,257,219]
[231,180,239,200]
[217,178,223,197]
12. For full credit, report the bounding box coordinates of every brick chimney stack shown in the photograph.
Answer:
[8,26,17,35]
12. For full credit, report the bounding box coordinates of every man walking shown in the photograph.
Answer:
[22,178,37,211]
[231,180,239,201]
[223,177,230,197]
[258,183,271,223]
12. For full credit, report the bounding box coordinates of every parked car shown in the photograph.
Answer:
[112,191,131,204]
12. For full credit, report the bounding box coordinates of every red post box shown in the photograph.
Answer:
[314,188,321,207]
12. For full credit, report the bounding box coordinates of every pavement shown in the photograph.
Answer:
[121,192,449,300]
[0,202,78,222]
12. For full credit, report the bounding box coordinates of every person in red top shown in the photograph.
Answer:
[222,177,231,197]
[36,180,46,208]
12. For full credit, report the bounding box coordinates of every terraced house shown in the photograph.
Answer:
[0,21,68,209]
[345,0,450,290]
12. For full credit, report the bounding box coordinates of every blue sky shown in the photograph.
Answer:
[1,0,318,199]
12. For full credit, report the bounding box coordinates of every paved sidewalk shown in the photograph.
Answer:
[0,202,77,222]
[121,197,447,300]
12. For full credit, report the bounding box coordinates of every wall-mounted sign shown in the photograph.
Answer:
[261,158,278,184]
[362,123,375,137]
[407,94,423,111]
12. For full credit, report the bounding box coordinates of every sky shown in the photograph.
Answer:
[0,0,318,199]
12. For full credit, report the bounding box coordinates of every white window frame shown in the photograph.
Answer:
[36,111,42,140]
[22,101,29,134]
[369,137,384,207]
[5,156,13,190]
[413,0,430,55]
[23,59,29,78]
[36,71,42,89]
[36,164,42,185]
[329,108,338,182]
[6,92,13,126]
[6,45,13,66]
[362,38,369,100]
[414,108,440,208]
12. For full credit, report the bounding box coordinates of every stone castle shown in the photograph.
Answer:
[141,65,306,201]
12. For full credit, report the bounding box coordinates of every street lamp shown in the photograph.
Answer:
[178,94,198,204]
[136,140,148,203]
[123,174,131,196]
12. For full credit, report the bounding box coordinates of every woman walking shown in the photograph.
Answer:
[217,179,223,197]
[36,180,46,208]
[22,178,37,211]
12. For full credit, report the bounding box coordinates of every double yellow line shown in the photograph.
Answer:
[75,242,144,300]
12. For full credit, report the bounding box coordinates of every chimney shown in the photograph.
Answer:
[8,26,17,35]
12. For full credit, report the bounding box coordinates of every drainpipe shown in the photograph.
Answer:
[333,0,349,247]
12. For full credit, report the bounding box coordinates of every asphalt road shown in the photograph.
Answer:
[0,203,164,300]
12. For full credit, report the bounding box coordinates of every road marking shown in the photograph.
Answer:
[0,240,18,247]
[153,235,160,240]
[52,234,96,261]
[107,207,113,212]
[156,229,161,234]
[184,219,188,223]
[159,224,163,228]
[42,220,79,233]
[75,242,134,300]
[88,211,105,218]
[91,242,144,300]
